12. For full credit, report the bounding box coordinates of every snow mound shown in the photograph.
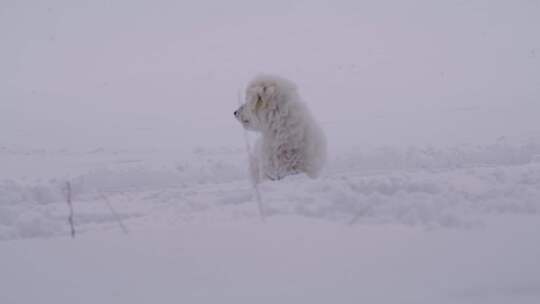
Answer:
[1,140,540,240]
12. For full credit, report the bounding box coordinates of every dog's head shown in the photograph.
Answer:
[234,74,297,132]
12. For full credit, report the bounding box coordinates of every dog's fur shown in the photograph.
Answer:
[234,74,326,182]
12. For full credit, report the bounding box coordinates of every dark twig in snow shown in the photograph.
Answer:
[65,181,76,238]
[100,193,129,234]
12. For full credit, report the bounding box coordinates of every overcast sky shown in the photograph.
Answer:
[1,0,539,150]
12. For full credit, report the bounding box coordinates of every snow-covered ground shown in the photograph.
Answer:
[1,140,540,304]
[1,139,540,240]
[1,0,540,303]
[1,216,539,304]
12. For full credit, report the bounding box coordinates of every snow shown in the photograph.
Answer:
[1,217,540,304]
[1,0,540,303]
[2,140,540,239]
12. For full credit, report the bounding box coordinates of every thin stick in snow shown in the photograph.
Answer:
[99,193,129,234]
[65,181,76,238]
[238,89,266,222]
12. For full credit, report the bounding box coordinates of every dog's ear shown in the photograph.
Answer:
[255,94,266,112]
[257,84,278,110]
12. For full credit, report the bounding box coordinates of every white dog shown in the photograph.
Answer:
[234,74,326,182]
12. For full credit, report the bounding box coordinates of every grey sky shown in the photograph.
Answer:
[1,0,539,149]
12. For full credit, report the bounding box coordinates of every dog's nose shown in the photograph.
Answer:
[234,110,238,117]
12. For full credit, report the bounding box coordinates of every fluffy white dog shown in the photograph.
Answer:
[234,74,326,182]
